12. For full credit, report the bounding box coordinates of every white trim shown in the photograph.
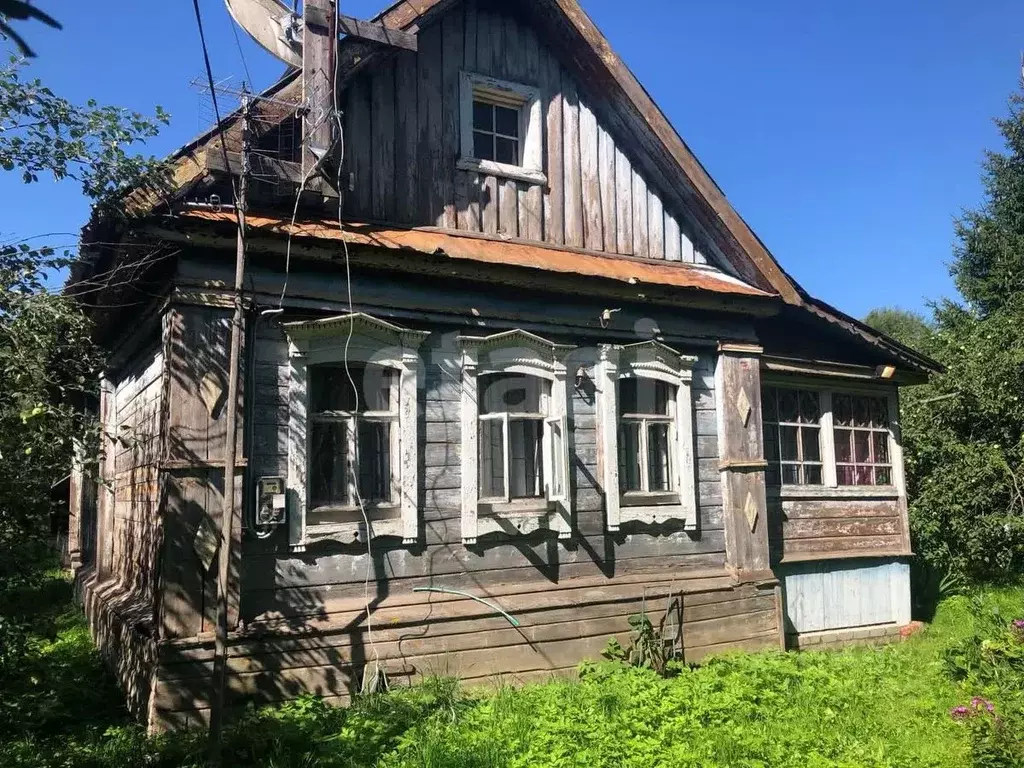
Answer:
[459,70,544,185]
[458,329,575,544]
[598,341,698,532]
[284,313,429,549]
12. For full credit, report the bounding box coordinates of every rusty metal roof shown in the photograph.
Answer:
[179,209,774,299]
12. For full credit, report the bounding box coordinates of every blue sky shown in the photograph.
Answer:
[3,0,1022,318]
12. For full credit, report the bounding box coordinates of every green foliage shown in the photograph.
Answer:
[599,612,669,674]
[865,88,1024,585]
[6,571,1024,767]
[863,306,935,353]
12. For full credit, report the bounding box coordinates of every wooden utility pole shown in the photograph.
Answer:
[302,0,335,179]
[209,86,250,755]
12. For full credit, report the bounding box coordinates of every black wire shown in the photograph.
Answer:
[191,0,234,192]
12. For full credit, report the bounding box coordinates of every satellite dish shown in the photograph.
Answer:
[225,0,303,69]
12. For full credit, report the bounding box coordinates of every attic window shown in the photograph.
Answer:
[458,72,545,186]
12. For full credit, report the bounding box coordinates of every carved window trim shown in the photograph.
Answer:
[283,313,429,550]
[458,71,546,186]
[458,330,575,544]
[598,341,698,532]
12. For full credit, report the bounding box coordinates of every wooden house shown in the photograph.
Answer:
[65,0,941,731]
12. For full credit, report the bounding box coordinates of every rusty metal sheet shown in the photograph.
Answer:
[179,209,774,299]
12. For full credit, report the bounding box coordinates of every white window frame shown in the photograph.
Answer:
[458,71,546,186]
[761,379,902,497]
[598,341,698,532]
[458,329,574,544]
[284,313,429,549]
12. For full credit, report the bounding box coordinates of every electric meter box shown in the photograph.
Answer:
[256,476,287,527]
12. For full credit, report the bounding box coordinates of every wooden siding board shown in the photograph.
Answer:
[440,10,463,229]
[370,65,396,222]
[417,22,442,224]
[597,123,616,251]
[648,189,665,259]
[614,147,632,254]
[394,51,419,224]
[579,99,602,250]
[562,75,583,248]
[631,169,648,257]
[541,47,564,244]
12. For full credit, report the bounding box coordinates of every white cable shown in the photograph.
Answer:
[328,12,383,678]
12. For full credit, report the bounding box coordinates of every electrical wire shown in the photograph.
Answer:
[229,16,253,87]
[328,7,384,684]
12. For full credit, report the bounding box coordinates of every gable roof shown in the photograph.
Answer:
[86,0,942,376]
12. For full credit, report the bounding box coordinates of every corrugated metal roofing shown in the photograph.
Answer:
[178,209,774,299]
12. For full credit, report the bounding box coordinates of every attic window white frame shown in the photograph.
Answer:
[457,71,546,186]
[283,313,429,550]
[458,330,574,544]
[597,341,698,532]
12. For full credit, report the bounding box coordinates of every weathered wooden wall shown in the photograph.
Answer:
[339,0,722,267]
[153,576,780,729]
[768,494,908,564]
[108,343,164,603]
[158,304,245,639]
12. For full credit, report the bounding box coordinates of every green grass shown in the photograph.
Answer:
[1,571,1021,767]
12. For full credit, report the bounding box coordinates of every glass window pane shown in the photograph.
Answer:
[804,465,823,485]
[870,398,889,428]
[799,391,820,424]
[623,379,672,416]
[495,136,519,164]
[833,395,852,427]
[479,418,505,498]
[310,421,348,507]
[834,429,853,463]
[619,379,638,415]
[764,424,779,462]
[852,396,871,428]
[873,431,890,464]
[762,388,778,422]
[358,420,391,503]
[480,374,546,415]
[311,365,359,412]
[472,100,493,131]
[854,466,873,485]
[618,422,642,492]
[837,465,856,485]
[647,423,673,492]
[801,427,821,462]
[509,419,544,498]
[778,389,799,422]
[854,431,871,463]
[473,130,494,160]
[875,467,892,485]
[495,105,519,137]
[782,464,801,485]
[780,425,799,461]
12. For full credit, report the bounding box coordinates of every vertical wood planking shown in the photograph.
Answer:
[664,212,681,261]
[648,189,664,259]
[456,0,481,232]
[370,65,395,222]
[346,77,372,218]
[541,48,564,244]
[518,23,543,240]
[394,51,419,224]
[614,147,632,254]
[680,225,696,263]
[598,124,616,251]
[481,175,498,234]
[440,11,463,229]
[579,99,602,251]
[562,76,583,248]
[631,169,648,257]
[417,22,442,224]
[498,178,518,236]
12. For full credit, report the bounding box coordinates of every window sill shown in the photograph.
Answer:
[469,499,570,542]
[767,485,900,501]
[457,157,547,186]
[621,492,677,507]
[296,516,414,549]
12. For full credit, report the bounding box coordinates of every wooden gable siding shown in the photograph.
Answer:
[339,0,719,268]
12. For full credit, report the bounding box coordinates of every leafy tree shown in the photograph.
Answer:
[887,89,1024,584]
[0,54,169,610]
[863,306,934,353]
